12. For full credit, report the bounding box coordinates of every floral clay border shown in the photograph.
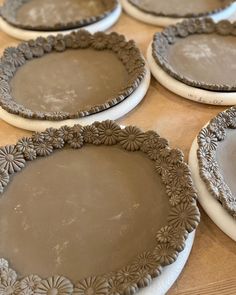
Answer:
[0,0,118,31]
[152,18,236,92]
[0,30,146,121]
[198,107,236,219]
[0,120,200,295]
[128,0,234,19]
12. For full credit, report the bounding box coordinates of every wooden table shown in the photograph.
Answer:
[0,4,236,294]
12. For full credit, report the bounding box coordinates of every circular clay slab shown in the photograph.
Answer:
[0,121,200,294]
[1,0,118,31]
[121,0,236,27]
[188,107,236,241]
[148,19,236,105]
[0,31,149,130]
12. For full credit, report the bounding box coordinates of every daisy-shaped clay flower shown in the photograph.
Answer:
[0,145,25,174]
[153,244,178,266]
[0,279,20,295]
[135,270,152,288]
[116,265,137,284]
[107,32,125,50]
[3,47,25,67]
[35,276,73,295]
[169,194,181,207]
[82,125,99,144]
[107,277,122,295]
[0,168,9,188]
[198,128,218,151]
[92,32,108,50]
[68,133,83,149]
[156,226,174,243]
[73,276,108,295]
[16,137,34,153]
[155,156,171,176]
[20,275,41,294]
[97,120,121,145]
[169,162,192,185]
[17,42,33,60]
[34,142,53,157]
[168,203,200,233]
[59,126,74,142]
[119,126,144,151]
[54,39,66,52]
[23,149,37,161]
[131,252,158,272]
[167,149,184,164]
[75,30,92,48]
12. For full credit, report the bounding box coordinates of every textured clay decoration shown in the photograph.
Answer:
[0,120,200,295]
[0,31,146,121]
[152,18,236,92]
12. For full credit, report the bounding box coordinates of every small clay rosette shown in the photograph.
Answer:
[1,0,118,31]
[197,107,236,219]
[0,121,200,295]
[152,19,236,92]
[0,31,146,122]
[128,0,233,19]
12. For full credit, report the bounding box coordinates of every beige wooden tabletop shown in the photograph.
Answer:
[0,2,236,295]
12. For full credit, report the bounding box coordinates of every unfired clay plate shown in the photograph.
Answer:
[0,121,200,295]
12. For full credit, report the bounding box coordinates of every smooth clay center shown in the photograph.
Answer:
[0,145,170,281]
[16,0,108,27]
[168,34,236,86]
[130,0,231,15]
[10,49,128,113]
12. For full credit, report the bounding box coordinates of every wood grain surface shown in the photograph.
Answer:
[0,1,235,294]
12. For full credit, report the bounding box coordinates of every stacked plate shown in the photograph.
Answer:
[0,0,122,40]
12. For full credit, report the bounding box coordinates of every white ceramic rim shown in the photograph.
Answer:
[138,231,195,295]
[0,63,150,131]
[146,44,236,106]
[121,0,236,27]
[0,3,122,40]
[189,137,236,241]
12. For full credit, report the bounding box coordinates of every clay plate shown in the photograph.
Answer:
[0,31,146,121]
[152,19,236,92]
[197,107,236,219]
[1,0,118,31]
[0,120,200,295]
[128,0,233,18]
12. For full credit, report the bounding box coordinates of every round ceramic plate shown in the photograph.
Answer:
[0,121,200,295]
[0,31,150,131]
[147,19,236,105]
[121,0,236,27]
[188,108,236,241]
[0,2,122,40]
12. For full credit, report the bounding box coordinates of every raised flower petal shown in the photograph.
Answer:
[74,276,108,295]
[23,149,37,161]
[0,145,25,174]
[3,47,25,67]
[92,32,108,50]
[82,125,99,144]
[0,280,20,295]
[20,275,41,293]
[198,128,218,151]
[168,203,200,232]
[119,126,144,151]
[131,252,158,272]
[153,244,178,266]
[98,120,121,145]
[16,137,34,153]
[34,142,53,157]
[35,276,73,295]
[0,169,9,188]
